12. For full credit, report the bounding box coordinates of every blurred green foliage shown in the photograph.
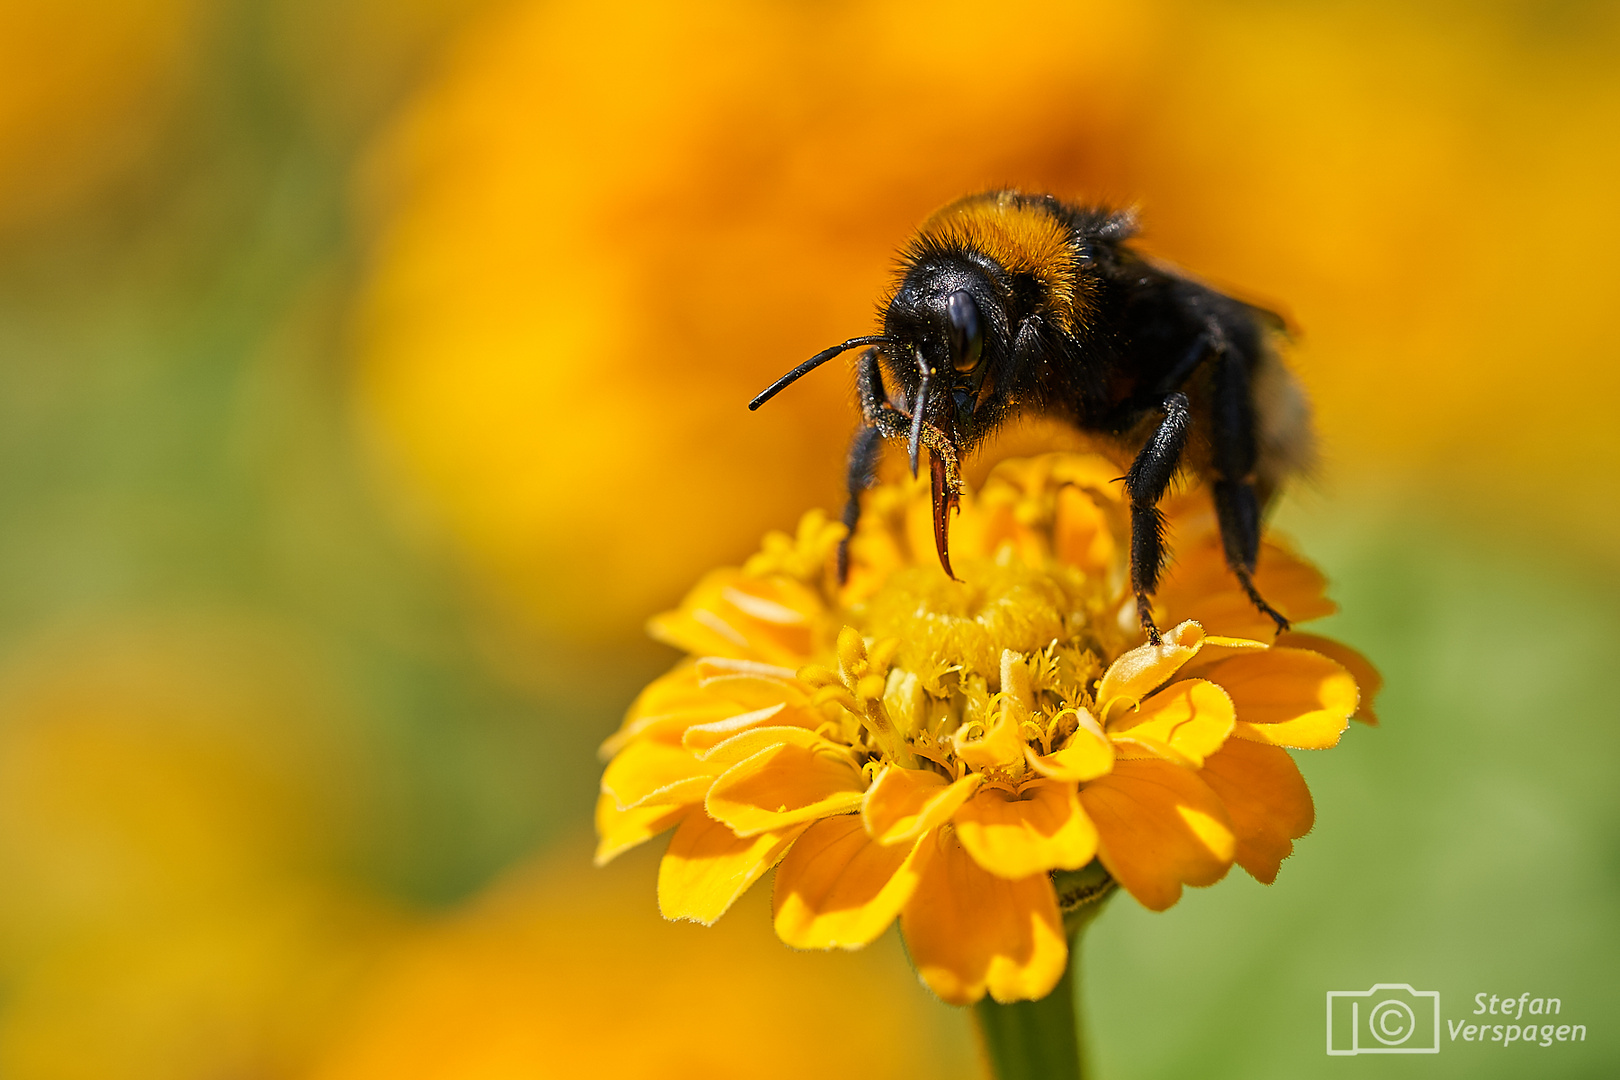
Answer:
[1090,506,1620,1077]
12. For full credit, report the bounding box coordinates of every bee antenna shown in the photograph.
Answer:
[748,336,892,410]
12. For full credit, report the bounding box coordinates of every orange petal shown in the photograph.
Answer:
[953,780,1098,879]
[1079,758,1234,911]
[705,740,865,837]
[1204,647,1357,749]
[600,739,714,810]
[772,815,926,949]
[862,766,982,845]
[1095,620,1206,717]
[899,827,1067,1005]
[1279,631,1381,725]
[1157,537,1336,639]
[1199,740,1314,884]
[1107,678,1235,767]
[1053,482,1117,574]
[1026,710,1113,781]
[594,794,688,866]
[658,811,807,925]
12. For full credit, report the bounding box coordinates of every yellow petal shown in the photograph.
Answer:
[594,794,688,866]
[1278,631,1381,725]
[1079,758,1234,911]
[694,656,810,708]
[953,780,1098,879]
[658,812,807,924]
[1107,678,1235,767]
[954,652,1032,774]
[1026,710,1113,781]
[648,570,826,666]
[1199,740,1314,884]
[772,815,926,949]
[699,724,836,768]
[862,766,982,845]
[1204,647,1357,749]
[599,663,730,758]
[600,739,714,810]
[899,827,1067,1005]
[1095,620,1206,717]
[682,703,818,753]
[705,740,865,837]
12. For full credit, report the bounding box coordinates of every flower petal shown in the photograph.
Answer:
[705,740,865,837]
[772,815,926,949]
[1199,740,1314,884]
[1079,758,1234,911]
[1158,536,1336,639]
[900,827,1067,1005]
[682,702,830,753]
[600,739,714,810]
[593,794,689,866]
[953,780,1098,879]
[954,651,1031,773]
[1204,647,1357,749]
[1053,481,1118,574]
[862,766,982,845]
[1095,620,1206,717]
[694,656,811,708]
[1107,678,1235,767]
[1025,710,1114,781]
[699,724,837,767]
[649,570,826,666]
[658,811,807,924]
[600,663,731,757]
[1278,631,1381,725]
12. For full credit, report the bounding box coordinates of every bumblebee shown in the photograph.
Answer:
[750,190,1312,642]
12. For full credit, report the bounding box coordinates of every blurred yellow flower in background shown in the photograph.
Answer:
[312,848,973,1080]
[0,620,399,1078]
[598,453,1374,1004]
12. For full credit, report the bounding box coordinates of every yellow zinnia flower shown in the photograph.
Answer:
[596,452,1374,1006]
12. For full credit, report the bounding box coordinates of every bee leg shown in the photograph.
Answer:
[838,348,892,583]
[838,424,884,583]
[1210,346,1291,635]
[1123,393,1191,644]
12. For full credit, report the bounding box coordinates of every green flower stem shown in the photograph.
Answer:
[973,863,1116,1080]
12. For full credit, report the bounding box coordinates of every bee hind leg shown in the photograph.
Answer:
[1210,347,1291,635]
[1124,392,1191,644]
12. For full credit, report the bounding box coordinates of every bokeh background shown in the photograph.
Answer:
[2,0,1616,1076]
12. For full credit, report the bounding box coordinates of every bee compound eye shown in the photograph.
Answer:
[946,290,983,373]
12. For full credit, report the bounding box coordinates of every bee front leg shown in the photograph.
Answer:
[839,348,894,583]
[839,425,884,583]
[1210,348,1291,635]
[1124,392,1191,644]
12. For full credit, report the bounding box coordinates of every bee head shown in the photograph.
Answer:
[881,260,1010,470]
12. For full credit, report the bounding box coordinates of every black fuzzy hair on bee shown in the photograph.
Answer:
[751,190,1312,644]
